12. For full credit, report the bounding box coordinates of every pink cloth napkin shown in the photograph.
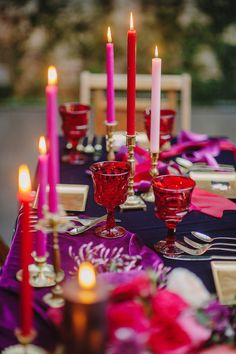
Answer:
[190,187,236,218]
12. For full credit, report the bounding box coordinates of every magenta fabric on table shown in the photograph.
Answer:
[0,212,162,352]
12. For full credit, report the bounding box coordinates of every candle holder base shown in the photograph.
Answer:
[2,329,46,354]
[140,152,159,203]
[43,281,65,308]
[141,187,155,203]
[120,194,147,211]
[16,253,55,288]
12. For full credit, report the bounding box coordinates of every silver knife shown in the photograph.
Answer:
[163,255,236,261]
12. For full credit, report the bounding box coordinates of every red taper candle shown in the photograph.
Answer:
[18,164,33,337]
[127,12,136,136]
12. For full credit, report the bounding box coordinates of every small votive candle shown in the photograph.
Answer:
[62,262,108,354]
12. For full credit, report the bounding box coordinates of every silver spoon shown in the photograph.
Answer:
[191,231,236,243]
[184,236,236,249]
[175,241,236,256]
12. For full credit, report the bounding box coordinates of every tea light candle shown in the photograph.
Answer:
[150,46,162,153]
[46,65,59,213]
[106,26,115,124]
[36,136,48,257]
[127,12,136,136]
[63,262,107,354]
[18,165,33,337]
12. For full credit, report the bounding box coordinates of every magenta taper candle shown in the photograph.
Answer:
[46,66,59,213]
[106,26,115,124]
[36,136,48,257]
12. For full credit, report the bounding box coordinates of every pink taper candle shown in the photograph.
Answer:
[150,46,162,153]
[36,136,48,257]
[106,26,115,124]
[18,165,33,337]
[127,12,136,136]
[46,66,59,213]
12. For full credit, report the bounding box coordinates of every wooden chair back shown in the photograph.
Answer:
[80,71,191,135]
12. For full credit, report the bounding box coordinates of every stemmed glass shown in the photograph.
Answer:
[59,103,90,165]
[152,175,195,255]
[144,109,176,150]
[90,161,130,238]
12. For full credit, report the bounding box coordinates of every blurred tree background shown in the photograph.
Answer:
[0,0,235,103]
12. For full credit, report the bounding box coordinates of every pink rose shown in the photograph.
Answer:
[198,344,236,353]
[110,274,153,303]
[151,289,189,324]
[178,311,211,350]
[107,300,150,338]
[148,320,192,354]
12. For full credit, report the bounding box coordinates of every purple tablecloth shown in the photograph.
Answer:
[0,137,236,352]
[0,209,162,352]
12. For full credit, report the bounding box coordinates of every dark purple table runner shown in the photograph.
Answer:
[0,137,235,352]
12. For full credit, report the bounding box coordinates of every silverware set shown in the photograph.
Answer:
[167,231,236,260]
[26,212,121,236]
[75,135,103,161]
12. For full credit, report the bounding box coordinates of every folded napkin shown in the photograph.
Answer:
[190,187,236,218]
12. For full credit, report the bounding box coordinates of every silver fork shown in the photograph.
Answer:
[175,241,236,256]
[184,236,236,249]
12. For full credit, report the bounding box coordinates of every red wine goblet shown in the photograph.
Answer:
[152,175,195,255]
[59,103,90,165]
[90,161,130,238]
[144,109,176,150]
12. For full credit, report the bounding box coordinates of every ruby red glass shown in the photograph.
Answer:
[152,175,195,255]
[144,109,176,150]
[59,103,90,165]
[90,161,130,238]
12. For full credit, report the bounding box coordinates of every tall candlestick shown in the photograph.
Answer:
[18,165,33,337]
[106,26,115,124]
[127,12,136,136]
[46,65,59,213]
[150,46,162,153]
[36,136,48,257]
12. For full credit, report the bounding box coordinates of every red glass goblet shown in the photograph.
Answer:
[152,175,195,255]
[59,103,90,165]
[144,109,176,150]
[90,161,130,238]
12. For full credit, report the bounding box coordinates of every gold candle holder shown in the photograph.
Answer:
[36,207,72,308]
[120,135,147,211]
[105,121,117,161]
[16,252,55,288]
[2,329,46,354]
[141,151,159,202]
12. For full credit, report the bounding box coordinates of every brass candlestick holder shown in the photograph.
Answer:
[37,206,73,308]
[105,121,117,161]
[120,135,147,211]
[141,152,159,202]
[2,329,46,353]
[16,252,55,288]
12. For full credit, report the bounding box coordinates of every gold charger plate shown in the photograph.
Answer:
[211,261,236,305]
[190,171,236,199]
[33,184,89,212]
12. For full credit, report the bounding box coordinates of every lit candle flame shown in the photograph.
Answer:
[107,26,112,43]
[18,165,31,194]
[78,262,96,289]
[39,136,47,155]
[130,12,134,30]
[155,45,158,58]
[48,65,57,85]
